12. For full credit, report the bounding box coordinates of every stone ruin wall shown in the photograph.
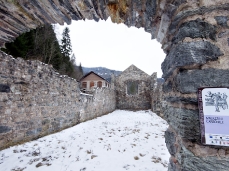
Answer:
[114,67,164,114]
[115,65,151,110]
[150,72,164,117]
[0,51,116,150]
[80,88,116,122]
[1,0,229,170]
[161,1,229,171]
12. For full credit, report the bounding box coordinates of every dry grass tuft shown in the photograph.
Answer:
[139,153,146,157]
[134,156,139,160]
[86,150,92,154]
[91,155,98,159]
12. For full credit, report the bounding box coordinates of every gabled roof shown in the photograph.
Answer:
[121,64,149,77]
[79,71,109,82]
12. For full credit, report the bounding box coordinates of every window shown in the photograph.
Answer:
[90,81,94,88]
[98,81,102,88]
[126,81,138,95]
[82,82,87,88]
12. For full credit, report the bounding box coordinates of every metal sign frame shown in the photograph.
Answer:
[198,87,229,146]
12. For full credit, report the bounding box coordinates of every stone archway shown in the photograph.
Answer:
[1,1,229,170]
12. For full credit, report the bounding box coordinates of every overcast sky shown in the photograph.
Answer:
[55,18,165,77]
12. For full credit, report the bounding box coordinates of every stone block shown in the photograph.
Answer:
[168,4,229,35]
[42,119,50,125]
[172,19,217,43]
[163,81,173,93]
[0,93,8,102]
[163,106,200,141]
[4,109,11,115]
[0,125,11,133]
[165,96,198,104]
[165,129,177,156]
[180,145,229,171]
[168,157,180,171]
[145,0,157,20]
[214,16,229,27]
[0,84,10,93]
[162,41,223,79]
[51,121,60,131]
[27,68,35,75]
[26,128,42,136]
[176,69,229,94]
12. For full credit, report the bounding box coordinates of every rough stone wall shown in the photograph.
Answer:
[0,51,116,150]
[0,0,159,47]
[1,0,229,170]
[115,65,151,110]
[161,1,229,171]
[151,73,164,117]
[80,88,116,122]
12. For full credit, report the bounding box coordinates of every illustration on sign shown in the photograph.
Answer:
[198,87,229,147]
[205,91,228,112]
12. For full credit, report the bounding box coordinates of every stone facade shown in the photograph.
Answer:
[115,65,151,110]
[1,1,229,170]
[0,51,116,150]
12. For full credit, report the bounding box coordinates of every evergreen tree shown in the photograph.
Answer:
[58,27,74,76]
[1,25,63,68]
[78,63,84,77]
[1,25,68,74]
[1,25,81,78]
[60,27,72,59]
[1,30,35,59]
[70,53,76,65]
[69,54,84,80]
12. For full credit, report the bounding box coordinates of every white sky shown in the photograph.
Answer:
[55,18,165,77]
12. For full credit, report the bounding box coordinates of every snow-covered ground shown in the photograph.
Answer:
[0,110,170,171]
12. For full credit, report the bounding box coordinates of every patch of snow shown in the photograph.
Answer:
[80,92,93,96]
[0,110,170,171]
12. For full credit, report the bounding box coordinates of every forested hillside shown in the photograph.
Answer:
[1,25,83,80]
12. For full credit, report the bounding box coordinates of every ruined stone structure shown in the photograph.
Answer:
[115,65,151,110]
[151,72,164,117]
[0,51,116,150]
[80,87,116,122]
[1,0,229,170]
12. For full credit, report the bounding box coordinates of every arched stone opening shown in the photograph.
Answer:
[1,1,229,170]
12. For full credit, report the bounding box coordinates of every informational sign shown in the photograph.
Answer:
[198,87,229,146]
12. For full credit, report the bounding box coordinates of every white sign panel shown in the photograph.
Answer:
[198,88,229,146]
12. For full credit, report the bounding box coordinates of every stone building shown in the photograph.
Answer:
[79,71,110,92]
[114,65,151,110]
